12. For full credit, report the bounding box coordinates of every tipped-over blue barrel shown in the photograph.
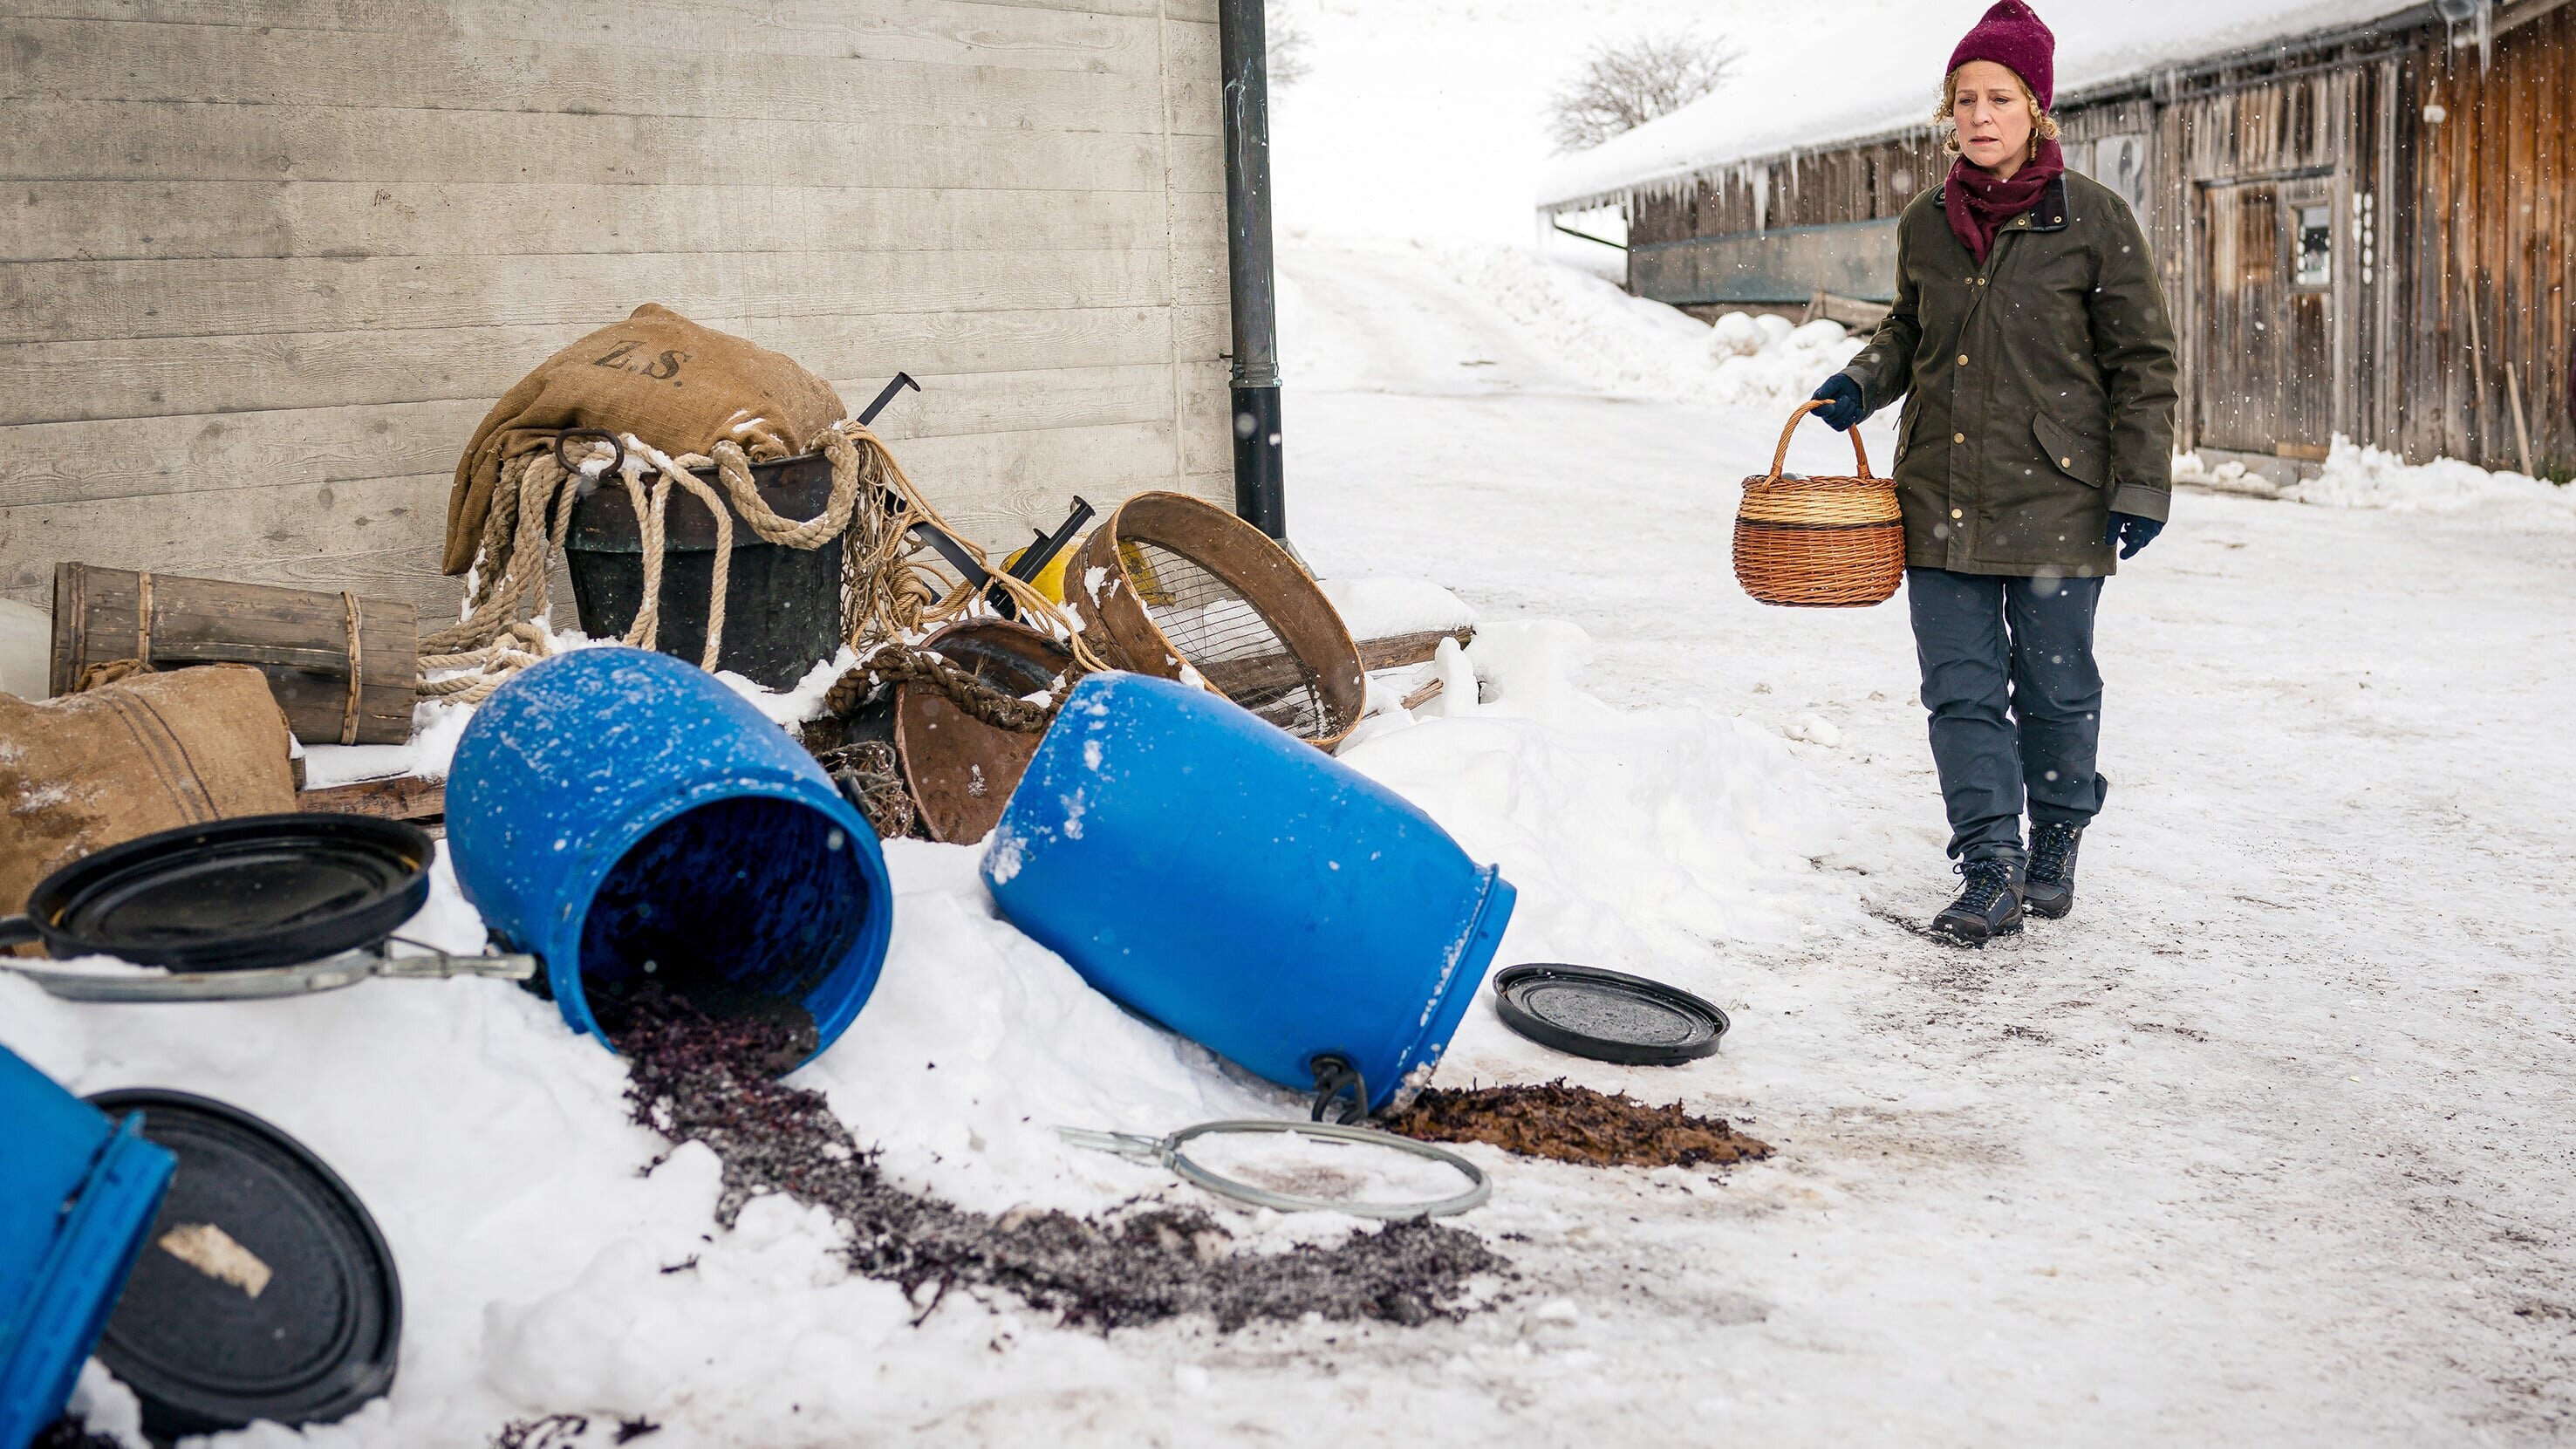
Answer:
[447,646,892,1067]
[980,672,1515,1114]
[0,1043,175,1448]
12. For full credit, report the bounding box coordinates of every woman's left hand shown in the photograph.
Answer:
[2106,512,2164,558]
[1808,375,1866,431]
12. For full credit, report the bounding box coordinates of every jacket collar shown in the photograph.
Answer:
[1925,174,2071,233]
[2026,175,2072,232]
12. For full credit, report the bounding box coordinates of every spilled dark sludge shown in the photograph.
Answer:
[489,1412,661,1448]
[605,989,1508,1333]
[1381,1081,1773,1169]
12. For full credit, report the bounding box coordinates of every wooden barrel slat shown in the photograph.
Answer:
[50,563,418,744]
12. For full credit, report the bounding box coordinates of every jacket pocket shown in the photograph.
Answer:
[2031,412,2109,489]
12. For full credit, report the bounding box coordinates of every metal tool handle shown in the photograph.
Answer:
[857,372,920,427]
[878,489,1024,623]
[1051,1125,1170,1160]
[3,955,374,1002]
[377,940,536,981]
[2,942,536,1002]
[1008,496,1096,584]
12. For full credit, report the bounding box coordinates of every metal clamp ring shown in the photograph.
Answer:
[1058,1118,1492,1219]
[555,427,625,478]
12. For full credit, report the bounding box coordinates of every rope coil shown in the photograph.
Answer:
[420,418,1104,707]
[338,591,364,746]
[819,645,1064,735]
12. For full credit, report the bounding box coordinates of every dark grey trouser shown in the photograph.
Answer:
[1905,567,2108,865]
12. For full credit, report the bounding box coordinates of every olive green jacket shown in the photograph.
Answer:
[1835,172,2179,577]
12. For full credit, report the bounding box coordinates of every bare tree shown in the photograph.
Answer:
[1548,31,1739,152]
[1268,16,1313,87]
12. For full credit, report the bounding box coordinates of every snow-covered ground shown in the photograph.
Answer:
[2178,437,2576,523]
[1282,243,2576,1444]
[17,241,2573,1446]
[17,0,2576,1436]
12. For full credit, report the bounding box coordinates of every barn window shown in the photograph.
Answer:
[2293,204,2333,288]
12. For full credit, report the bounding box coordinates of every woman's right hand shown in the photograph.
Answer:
[1809,374,1865,432]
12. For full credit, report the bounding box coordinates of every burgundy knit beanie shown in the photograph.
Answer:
[1948,0,2056,110]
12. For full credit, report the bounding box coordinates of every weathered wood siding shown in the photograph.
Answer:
[2162,60,2373,457]
[1594,0,2575,480]
[0,0,1236,620]
[1629,220,1902,307]
[1626,132,1937,249]
[2395,1,2573,475]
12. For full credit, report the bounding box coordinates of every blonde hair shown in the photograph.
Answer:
[1934,65,2060,159]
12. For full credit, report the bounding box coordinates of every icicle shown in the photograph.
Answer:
[2434,0,2495,72]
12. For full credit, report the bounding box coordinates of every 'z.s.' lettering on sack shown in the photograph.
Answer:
[591,338,693,384]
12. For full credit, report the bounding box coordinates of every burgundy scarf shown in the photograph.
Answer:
[1944,139,2066,266]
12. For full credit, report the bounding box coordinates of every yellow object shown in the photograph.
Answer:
[1003,537,1079,605]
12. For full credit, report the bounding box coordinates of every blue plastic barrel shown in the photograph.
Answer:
[0,1044,175,1449]
[981,673,1515,1113]
[447,646,892,1067]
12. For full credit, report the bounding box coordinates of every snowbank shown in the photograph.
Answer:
[2176,436,2576,525]
[1295,243,1865,417]
[1445,243,1863,411]
[1343,622,1840,971]
[1320,576,1478,639]
[10,598,1839,1447]
[300,700,475,787]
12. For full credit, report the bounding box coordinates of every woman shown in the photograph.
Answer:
[1808,0,2177,944]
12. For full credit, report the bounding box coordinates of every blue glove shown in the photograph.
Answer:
[1808,374,1866,432]
[2106,512,2163,558]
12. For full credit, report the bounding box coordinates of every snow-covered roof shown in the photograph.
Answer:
[1534,0,2429,208]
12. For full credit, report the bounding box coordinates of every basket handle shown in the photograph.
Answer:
[1766,400,1874,482]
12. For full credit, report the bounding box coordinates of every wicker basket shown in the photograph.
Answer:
[1732,400,1905,608]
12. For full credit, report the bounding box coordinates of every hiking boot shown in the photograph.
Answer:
[1930,858,2023,944]
[2024,822,2083,919]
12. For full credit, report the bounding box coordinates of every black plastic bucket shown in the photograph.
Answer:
[564,450,842,690]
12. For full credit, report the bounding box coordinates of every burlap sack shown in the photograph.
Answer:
[1,664,297,921]
[443,304,848,574]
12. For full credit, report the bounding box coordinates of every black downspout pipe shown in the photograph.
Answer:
[1218,0,1286,539]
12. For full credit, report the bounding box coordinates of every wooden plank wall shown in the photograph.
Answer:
[1621,99,2162,300]
[1624,96,2156,258]
[1627,219,1901,307]
[2161,63,2363,458]
[2399,1,2573,477]
[1625,132,1937,252]
[1609,5,2576,480]
[0,0,1237,622]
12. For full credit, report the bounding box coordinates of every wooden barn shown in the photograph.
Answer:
[1540,0,2574,482]
[0,0,1278,624]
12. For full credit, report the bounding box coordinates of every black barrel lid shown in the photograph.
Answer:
[29,814,432,971]
[1491,963,1730,1066]
[82,1090,400,1443]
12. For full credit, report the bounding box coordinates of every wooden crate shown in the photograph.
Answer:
[51,563,416,745]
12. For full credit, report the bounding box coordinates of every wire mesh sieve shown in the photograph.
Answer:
[1069,491,1365,748]
[1117,539,1333,739]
